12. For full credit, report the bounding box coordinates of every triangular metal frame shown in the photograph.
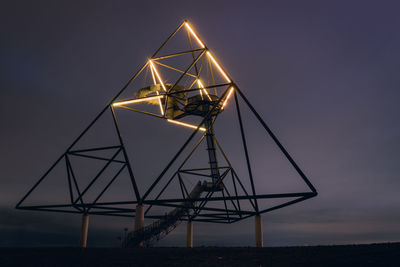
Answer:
[16,20,317,224]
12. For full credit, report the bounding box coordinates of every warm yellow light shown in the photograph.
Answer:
[113,95,164,107]
[150,64,157,85]
[197,80,212,101]
[155,91,164,115]
[185,23,205,48]
[149,60,167,91]
[198,86,204,100]
[167,119,206,132]
[150,64,164,115]
[206,51,231,83]
[222,87,234,108]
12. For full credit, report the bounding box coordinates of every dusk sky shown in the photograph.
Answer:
[1,0,400,247]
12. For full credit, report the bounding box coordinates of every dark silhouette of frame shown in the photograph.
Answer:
[16,20,317,224]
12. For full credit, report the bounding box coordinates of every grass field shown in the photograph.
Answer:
[0,243,398,266]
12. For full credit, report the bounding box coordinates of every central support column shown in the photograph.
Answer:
[134,204,145,247]
[255,215,263,247]
[204,118,220,186]
[80,214,89,248]
[186,221,193,248]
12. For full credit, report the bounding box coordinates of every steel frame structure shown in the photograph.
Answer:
[16,20,317,225]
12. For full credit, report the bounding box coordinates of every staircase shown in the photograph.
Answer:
[123,181,204,247]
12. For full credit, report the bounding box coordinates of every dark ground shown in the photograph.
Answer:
[0,243,399,267]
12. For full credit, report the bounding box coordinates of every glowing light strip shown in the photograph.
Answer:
[206,51,231,83]
[155,92,164,115]
[222,87,235,108]
[185,23,205,48]
[150,64,157,85]
[150,64,164,115]
[199,87,204,100]
[149,60,167,91]
[113,95,164,107]
[197,80,212,100]
[167,119,206,132]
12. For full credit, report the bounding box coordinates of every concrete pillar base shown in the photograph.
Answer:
[134,205,145,247]
[186,221,193,248]
[80,214,89,248]
[255,215,263,248]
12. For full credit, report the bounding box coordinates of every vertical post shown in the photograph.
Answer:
[255,215,263,248]
[204,118,220,186]
[186,221,193,248]
[80,214,89,248]
[134,204,145,247]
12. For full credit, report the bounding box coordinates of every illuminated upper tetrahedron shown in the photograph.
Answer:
[112,21,235,131]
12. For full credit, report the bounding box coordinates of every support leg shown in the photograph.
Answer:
[186,221,193,248]
[255,215,263,248]
[80,214,89,248]
[134,204,145,247]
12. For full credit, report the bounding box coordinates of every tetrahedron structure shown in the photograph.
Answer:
[16,20,317,247]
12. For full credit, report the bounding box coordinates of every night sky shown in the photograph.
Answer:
[1,0,400,247]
